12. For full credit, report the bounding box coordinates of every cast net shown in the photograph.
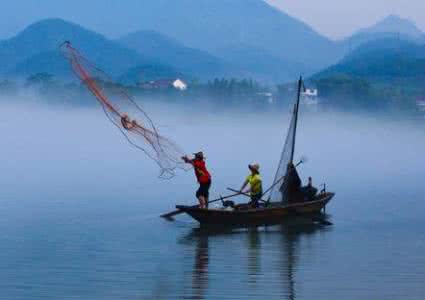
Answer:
[60,41,188,178]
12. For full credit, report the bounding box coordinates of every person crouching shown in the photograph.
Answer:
[182,152,212,209]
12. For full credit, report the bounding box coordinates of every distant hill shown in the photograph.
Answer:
[118,30,224,80]
[310,37,425,107]
[359,15,424,38]
[315,38,425,80]
[10,51,70,77]
[119,30,311,82]
[213,44,309,82]
[0,19,172,80]
[341,15,425,52]
[0,15,331,83]
[4,11,425,85]
[115,0,341,73]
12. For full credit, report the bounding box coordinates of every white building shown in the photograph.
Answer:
[302,88,319,105]
[173,79,188,91]
[416,100,425,112]
[302,88,318,97]
[257,92,274,104]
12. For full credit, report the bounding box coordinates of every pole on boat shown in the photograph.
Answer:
[160,192,242,219]
[290,76,303,164]
[267,76,303,203]
[226,188,268,203]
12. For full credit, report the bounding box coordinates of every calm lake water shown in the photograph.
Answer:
[0,100,424,299]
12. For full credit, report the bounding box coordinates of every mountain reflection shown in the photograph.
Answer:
[276,224,325,300]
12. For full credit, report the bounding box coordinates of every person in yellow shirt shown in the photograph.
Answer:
[240,163,263,208]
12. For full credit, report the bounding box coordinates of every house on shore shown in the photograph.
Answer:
[416,99,425,112]
[302,87,319,105]
[257,92,274,104]
[140,78,188,91]
[172,79,188,90]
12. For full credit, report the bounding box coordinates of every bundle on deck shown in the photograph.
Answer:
[60,42,188,178]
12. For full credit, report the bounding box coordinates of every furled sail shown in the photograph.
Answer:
[269,78,302,203]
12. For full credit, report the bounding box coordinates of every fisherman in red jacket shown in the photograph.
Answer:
[182,151,212,209]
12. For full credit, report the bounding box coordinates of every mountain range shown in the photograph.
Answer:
[314,37,425,80]
[357,15,424,38]
[339,15,425,53]
[0,0,423,84]
[117,30,225,80]
[313,16,425,81]
[0,19,149,80]
[118,0,339,71]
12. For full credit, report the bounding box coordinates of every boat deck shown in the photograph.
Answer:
[177,192,334,227]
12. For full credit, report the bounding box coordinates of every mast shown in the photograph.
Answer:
[290,76,302,163]
[268,76,304,203]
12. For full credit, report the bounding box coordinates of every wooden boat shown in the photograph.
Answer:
[174,77,335,227]
[177,192,334,227]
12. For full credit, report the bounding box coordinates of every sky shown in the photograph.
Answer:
[266,0,425,39]
[0,0,424,40]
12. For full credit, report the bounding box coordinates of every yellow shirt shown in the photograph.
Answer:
[246,174,263,196]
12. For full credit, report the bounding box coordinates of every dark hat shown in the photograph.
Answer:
[193,151,204,159]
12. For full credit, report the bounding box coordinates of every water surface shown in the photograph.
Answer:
[0,101,424,299]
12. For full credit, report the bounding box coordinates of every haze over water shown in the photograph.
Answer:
[0,97,424,299]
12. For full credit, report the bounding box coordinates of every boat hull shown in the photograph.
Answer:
[176,192,334,227]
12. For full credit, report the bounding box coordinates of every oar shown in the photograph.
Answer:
[160,192,242,219]
[226,188,268,203]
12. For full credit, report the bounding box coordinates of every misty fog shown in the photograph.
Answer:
[1,93,424,223]
[1,92,425,299]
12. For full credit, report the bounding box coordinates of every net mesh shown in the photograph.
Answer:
[60,42,188,178]
[268,103,298,203]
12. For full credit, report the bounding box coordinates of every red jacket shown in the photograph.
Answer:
[193,159,211,184]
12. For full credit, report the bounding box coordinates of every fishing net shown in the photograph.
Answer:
[60,41,188,178]
[268,106,297,203]
[268,80,302,203]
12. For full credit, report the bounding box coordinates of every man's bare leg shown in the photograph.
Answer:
[199,196,207,208]
[198,196,204,208]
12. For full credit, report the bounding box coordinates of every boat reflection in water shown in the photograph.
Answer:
[179,220,332,299]
[247,227,261,285]
[191,232,209,300]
